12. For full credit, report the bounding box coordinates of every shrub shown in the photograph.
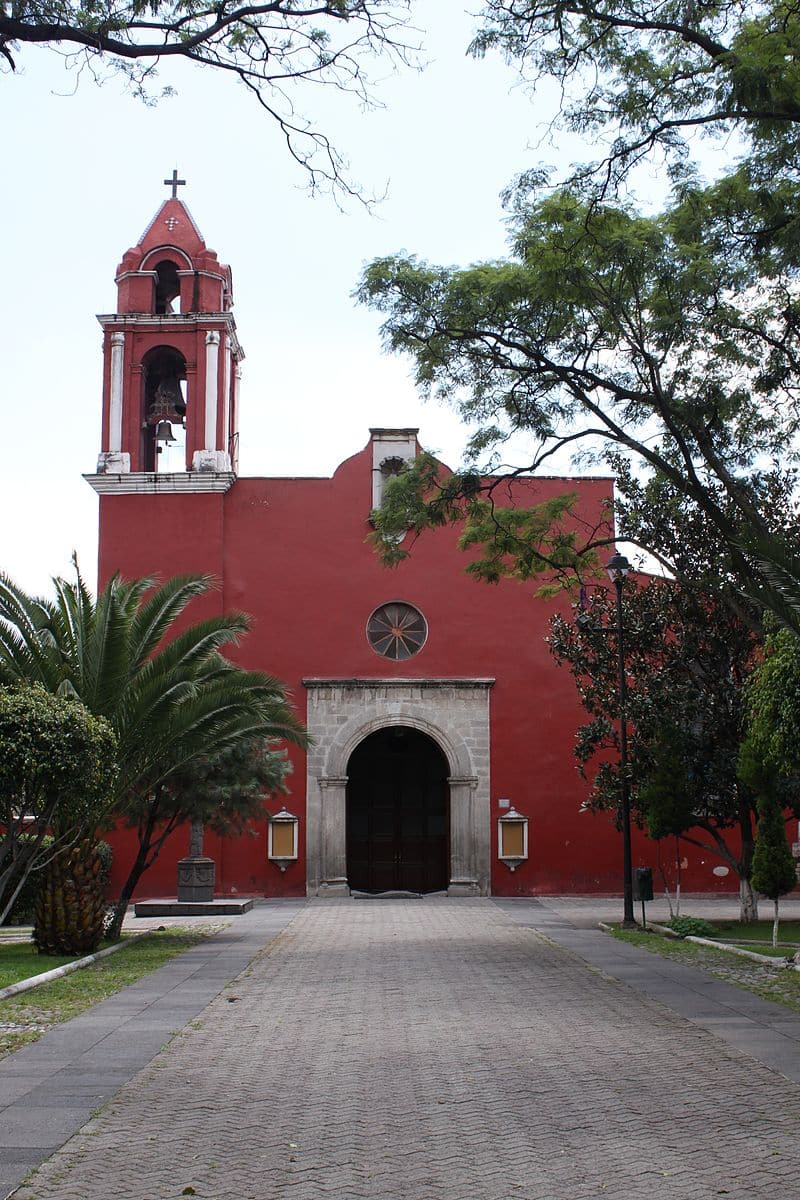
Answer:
[1,837,112,925]
[0,836,54,925]
[666,915,716,938]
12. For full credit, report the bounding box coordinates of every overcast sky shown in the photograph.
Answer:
[2,2,667,594]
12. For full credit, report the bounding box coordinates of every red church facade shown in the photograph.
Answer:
[87,194,732,901]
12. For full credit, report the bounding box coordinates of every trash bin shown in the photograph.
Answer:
[633,866,654,902]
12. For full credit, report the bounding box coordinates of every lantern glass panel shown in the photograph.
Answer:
[502,821,525,858]
[271,822,295,858]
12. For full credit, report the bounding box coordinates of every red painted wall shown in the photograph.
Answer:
[97,438,739,901]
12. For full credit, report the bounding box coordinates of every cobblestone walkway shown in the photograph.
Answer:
[13,900,800,1200]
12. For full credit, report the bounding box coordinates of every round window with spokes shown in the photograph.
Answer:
[366,602,428,661]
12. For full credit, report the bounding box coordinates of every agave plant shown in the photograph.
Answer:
[0,559,306,942]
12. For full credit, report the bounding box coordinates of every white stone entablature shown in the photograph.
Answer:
[304,677,493,897]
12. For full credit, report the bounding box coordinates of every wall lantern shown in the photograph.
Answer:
[267,807,299,872]
[498,806,528,872]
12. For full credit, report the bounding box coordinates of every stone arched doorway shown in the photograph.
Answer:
[304,678,493,897]
[346,726,449,893]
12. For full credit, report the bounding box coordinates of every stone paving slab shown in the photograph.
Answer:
[8,899,800,1200]
[497,897,800,1082]
[0,901,304,1199]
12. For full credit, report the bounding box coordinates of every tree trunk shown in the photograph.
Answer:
[189,818,204,858]
[33,840,105,956]
[107,838,152,942]
[773,898,780,948]
[655,841,674,917]
[739,876,759,922]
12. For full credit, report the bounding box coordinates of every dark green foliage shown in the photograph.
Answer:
[0,686,117,924]
[751,794,796,903]
[741,628,800,777]
[0,563,307,941]
[473,0,800,205]
[371,451,597,588]
[95,839,113,891]
[358,0,800,623]
[359,184,800,606]
[666,916,717,939]
[0,836,53,926]
[1,838,110,929]
[548,576,780,908]
[160,737,291,838]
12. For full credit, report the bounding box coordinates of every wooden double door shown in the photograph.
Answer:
[346,727,450,894]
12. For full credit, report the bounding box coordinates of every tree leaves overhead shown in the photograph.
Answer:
[0,0,413,198]
[473,0,800,193]
[360,182,800,595]
[369,450,603,589]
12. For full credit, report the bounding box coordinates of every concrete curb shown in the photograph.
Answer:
[0,932,151,1002]
[685,933,796,968]
[598,920,800,970]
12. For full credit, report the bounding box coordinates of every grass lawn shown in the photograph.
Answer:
[728,943,793,957]
[706,918,800,946]
[0,943,76,988]
[611,926,800,1015]
[0,929,211,1060]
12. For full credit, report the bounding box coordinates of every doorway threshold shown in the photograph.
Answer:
[351,889,423,900]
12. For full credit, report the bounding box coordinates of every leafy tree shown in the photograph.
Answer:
[356,0,800,622]
[0,1,413,198]
[548,578,779,919]
[749,791,797,947]
[472,0,800,199]
[0,563,307,940]
[124,736,291,904]
[359,182,800,597]
[739,624,800,942]
[0,685,117,925]
[740,625,800,778]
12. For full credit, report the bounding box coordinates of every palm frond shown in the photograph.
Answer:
[737,534,800,635]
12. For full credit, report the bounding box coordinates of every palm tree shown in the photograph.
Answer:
[0,560,307,940]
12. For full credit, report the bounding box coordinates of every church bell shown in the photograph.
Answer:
[154,420,177,443]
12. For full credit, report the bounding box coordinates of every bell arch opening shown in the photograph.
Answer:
[141,345,187,471]
[346,725,450,894]
[153,259,181,314]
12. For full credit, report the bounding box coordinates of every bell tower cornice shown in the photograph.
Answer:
[97,312,244,363]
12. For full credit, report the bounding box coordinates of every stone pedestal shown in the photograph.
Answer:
[177,856,216,903]
[96,451,131,474]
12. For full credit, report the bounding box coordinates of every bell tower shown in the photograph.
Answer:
[87,173,243,494]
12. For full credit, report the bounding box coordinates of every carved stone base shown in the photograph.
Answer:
[192,449,232,473]
[96,451,131,474]
[177,855,216,903]
[447,879,482,897]
[314,879,351,897]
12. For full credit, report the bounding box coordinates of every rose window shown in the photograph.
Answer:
[366,602,428,661]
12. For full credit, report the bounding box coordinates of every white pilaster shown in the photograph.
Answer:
[204,329,220,450]
[223,339,231,455]
[108,332,125,452]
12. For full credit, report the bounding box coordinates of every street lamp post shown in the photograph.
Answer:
[606,551,636,927]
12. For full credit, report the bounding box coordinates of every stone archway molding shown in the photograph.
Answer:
[304,678,493,897]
